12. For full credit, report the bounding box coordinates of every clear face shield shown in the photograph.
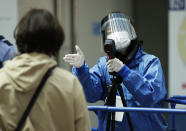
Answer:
[101,12,137,52]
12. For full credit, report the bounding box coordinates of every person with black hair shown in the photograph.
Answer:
[0,35,16,68]
[64,12,167,131]
[0,9,90,131]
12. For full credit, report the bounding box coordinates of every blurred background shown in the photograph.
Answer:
[1,0,186,130]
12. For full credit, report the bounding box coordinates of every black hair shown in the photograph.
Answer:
[14,8,65,56]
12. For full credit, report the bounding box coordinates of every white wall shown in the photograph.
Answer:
[58,0,73,69]
[18,0,54,19]
[168,1,186,108]
[0,0,54,46]
[59,0,134,67]
[76,0,133,67]
[0,0,18,44]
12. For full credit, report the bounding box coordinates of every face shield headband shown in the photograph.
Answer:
[101,12,137,45]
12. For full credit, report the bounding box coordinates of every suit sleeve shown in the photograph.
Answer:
[72,58,107,102]
[118,57,167,107]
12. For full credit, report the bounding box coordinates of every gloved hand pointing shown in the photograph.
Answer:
[63,45,85,68]
[107,58,124,72]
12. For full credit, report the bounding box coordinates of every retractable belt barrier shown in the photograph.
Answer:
[88,96,186,131]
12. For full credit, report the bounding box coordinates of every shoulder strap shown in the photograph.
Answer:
[15,65,57,131]
[0,62,2,69]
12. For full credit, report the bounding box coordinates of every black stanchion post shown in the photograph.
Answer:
[104,39,133,131]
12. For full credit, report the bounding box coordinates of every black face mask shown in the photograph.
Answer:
[115,39,141,65]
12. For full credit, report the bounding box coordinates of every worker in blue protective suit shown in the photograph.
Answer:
[63,12,168,131]
[0,35,17,68]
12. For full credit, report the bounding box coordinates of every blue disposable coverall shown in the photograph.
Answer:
[72,45,168,131]
[0,36,16,68]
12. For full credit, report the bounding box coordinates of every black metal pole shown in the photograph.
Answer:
[53,0,57,16]
[106,74,134,131]
[70,0,76,53]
